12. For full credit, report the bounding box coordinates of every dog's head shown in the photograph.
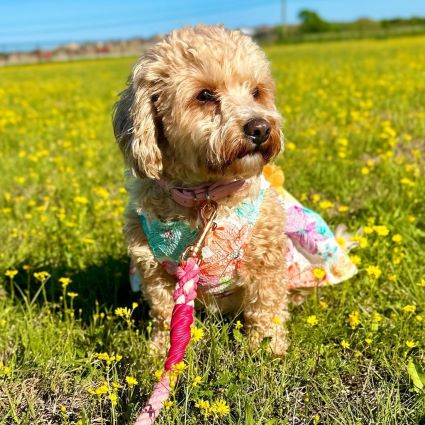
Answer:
[113,25,283,184]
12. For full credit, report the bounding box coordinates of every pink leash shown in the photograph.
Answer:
[134,202,218,425]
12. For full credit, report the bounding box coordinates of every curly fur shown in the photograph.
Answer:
[113,25,289,356]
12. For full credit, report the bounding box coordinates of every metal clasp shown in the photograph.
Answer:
[180,200,218,263]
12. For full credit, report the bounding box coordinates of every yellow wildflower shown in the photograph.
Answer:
[392,234,402,243]
[192,375,202,387]
[108,392,118,406]
[191,326,205,342]
[125,376,138,386]
[371,312,382,323]
[67,292,78,299]
[172,361,187,375]
[373,225,389,236]
[341,340,350,349]
[338,205,349,213]
[115,307,131,319]
[417,279,425,287]
[33,271,50,282]
[348,311,360,329]
[319,301,328,310]
[234,320,243,329]
[319,200,334,209]
[405,340,417,349]
[272,316,281,325]
[365,338,373,345]
[163,400,174,410]
[132,302,138,309]
[5,270,18,278]
[306,315,319,327]
[313,268,326,280]
[366,265,382,280]
[154,369,163,381]
[403,305,416,314]
[195,399,211,416]
[58,277,72,288]
[416,315,423,322]
[210,398,230,417]
[350,255,361,266]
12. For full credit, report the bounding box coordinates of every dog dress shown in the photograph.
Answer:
[129,175,357,296]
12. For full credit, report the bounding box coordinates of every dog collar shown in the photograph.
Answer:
[155,178,248,208]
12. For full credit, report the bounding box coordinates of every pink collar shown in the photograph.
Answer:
[155,178,248,208]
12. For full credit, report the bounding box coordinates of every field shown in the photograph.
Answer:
[1,35,425,424]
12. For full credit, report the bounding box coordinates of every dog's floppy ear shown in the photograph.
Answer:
[113,63,162,179]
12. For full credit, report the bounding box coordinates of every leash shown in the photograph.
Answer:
[134,201,218,425]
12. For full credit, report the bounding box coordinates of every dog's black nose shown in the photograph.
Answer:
[243,118,271,145]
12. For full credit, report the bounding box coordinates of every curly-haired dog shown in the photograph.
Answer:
[113,25,288,356]
[113,25,357,358]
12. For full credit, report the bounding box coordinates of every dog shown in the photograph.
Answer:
[113,25,357,358]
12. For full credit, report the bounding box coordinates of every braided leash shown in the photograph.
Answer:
[134,201,217,425]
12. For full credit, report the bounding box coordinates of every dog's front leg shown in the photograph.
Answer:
[240,191,289,357]
[125,212,175,357]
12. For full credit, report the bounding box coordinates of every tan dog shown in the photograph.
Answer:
[113,25,289,356]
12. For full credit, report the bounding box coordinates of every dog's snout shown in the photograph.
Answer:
[243,118,271,145]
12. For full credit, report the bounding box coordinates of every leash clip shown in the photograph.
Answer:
[180,200,218,263]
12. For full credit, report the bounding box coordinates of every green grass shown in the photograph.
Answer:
[1,36,425,424]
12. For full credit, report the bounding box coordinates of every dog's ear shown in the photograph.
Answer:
[113,66,162,179]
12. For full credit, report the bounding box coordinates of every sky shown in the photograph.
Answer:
[1,0,425,52]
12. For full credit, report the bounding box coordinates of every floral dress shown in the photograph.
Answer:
[129,176,357,296]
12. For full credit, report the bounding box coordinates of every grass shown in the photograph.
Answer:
[1,35,425,424]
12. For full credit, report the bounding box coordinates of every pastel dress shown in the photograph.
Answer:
[129,176,357,296]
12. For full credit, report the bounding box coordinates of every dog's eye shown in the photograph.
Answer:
[252,87,260,98]
[197,89,216,103]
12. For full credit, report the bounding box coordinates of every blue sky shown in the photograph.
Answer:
[1,0,425,51]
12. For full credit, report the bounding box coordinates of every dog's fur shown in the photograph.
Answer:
[113,25,290,356]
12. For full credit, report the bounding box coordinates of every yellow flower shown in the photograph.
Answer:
[125,376,138,386]
[191,326,205,342]
[154,369,163,381]
[172,361,187,375]
[363,226,374,234]
[163,400,174,410]
[192,375,202,387]
[348,311,360,329]
[350,255,361,266]
[108,392,118,406]
[195,399,211,416]
[319,200,334,209]
[366,265,382,280]
[5,270,18,278]
[67,292,78,299]
[33,271,51,282]
[352,235,368,248]
[306,315,319,327]
[415,315,423,322]
[400,177,415,187]
[132,302,138,309]
[115,307,131,319]
[59,277,72,288]
[392,234,402,243]
[319,301,328,310]
[388,274,397,282]
[313,268,326,280]
[417,279,425,287]
[338,205,349,213]
[341,340,350,349]
[373,225,389,236]
[210,398,230,417]
[234,320,243,329]
[371,312,382,323]
[95,384,109,396]
[272,316,281,325]
[403,305,416,314]
[361,166,370,175]
[365,338,373,345]
[405,340,417,349]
